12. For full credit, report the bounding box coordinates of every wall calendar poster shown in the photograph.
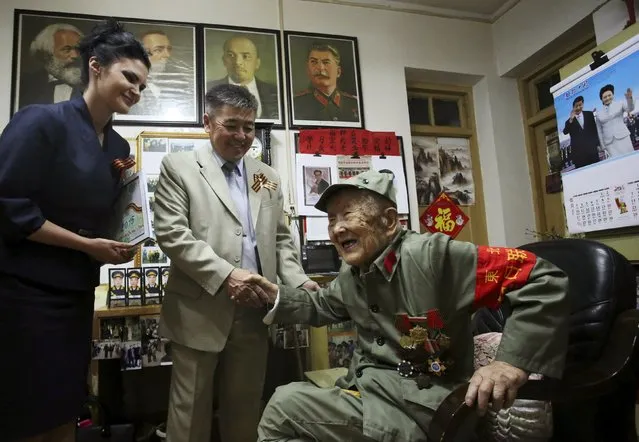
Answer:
[562,152,639,233]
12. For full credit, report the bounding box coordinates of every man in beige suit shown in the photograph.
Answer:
[153,84,319,442]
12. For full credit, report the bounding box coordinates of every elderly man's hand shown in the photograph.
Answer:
[464,361,528,416]
[247,274,279,304]
[226,268,270,308]
[301,280,320,291]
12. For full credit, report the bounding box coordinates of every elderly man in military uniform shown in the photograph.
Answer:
[293,43,359,123]
[250,170,569,441]
[127,269,143,306]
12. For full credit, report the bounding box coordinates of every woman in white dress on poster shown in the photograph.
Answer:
[595,84,635,158]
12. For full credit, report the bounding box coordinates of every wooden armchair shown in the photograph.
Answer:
[427,239,639,442]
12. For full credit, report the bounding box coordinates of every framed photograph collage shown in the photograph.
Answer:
[11,9,366,129]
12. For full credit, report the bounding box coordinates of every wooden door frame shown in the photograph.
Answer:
[518,36,597,233]
[407,82,488,245]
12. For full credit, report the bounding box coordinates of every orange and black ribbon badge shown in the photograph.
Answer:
[251,172,278,192]
[112,156,136,172]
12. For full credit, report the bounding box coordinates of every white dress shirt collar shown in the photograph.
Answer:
[228,77,262,118]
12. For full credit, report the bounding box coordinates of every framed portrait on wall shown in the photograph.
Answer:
[11,10,201,126]
[133,131,211,266]
[203,26,284,126]
[284,31,364,129]
[117,19,200,125]
[11,10,101,114]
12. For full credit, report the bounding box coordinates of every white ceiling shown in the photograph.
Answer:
[299,0,521,22]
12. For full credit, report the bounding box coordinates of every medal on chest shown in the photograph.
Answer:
[395,309,454,389]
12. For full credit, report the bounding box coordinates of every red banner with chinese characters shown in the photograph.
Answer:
[298,129,400,156]
[420,192,469,239]
[473,246,536,310]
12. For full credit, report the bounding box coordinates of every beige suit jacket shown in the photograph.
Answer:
[153,144,309,352]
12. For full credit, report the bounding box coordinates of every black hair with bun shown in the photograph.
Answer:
[77,18,151,85]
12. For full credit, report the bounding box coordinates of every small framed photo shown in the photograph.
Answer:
[142,138,168,153]
[142,245,169,266]
[143,267,162,305]
[126,268,143,307]
[100,317,125,341]
[107,269,127,308]
[92,339,122,360]
[303,166,332,206]
[137,132,209,176]
[160,266,170,296]
[169,139,196,153]
[124,316,142,341]
[121,341,143,371]
[284,31,364,129]
[203,26,284,126]
[147,175,159,193]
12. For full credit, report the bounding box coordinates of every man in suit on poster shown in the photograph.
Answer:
[153,84,318,442]
[562,95,601,168]
[207,35,279,119]
[18,23,84,109]
[311,169,330,195]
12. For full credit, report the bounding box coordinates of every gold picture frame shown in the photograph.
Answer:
[133,131,210,267]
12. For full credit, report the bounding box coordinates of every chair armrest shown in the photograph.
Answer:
[426,309,639,442]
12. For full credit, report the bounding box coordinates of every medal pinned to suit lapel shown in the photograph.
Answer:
[251,171,278,192]
[395,309,454,389]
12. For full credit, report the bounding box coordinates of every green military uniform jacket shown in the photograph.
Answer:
[293,88,359,122]
[271,230,569,441]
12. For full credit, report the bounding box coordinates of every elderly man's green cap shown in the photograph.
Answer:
[314,170,397,213]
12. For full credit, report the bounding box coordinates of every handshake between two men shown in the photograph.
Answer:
[225,268,320,308]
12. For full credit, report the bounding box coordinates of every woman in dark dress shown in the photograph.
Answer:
[0,19,150,441]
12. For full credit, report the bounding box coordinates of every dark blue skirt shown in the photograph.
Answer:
[0,273,94,440]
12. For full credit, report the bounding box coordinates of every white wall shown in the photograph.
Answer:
[593,0,639,44]
[0,0,538,268]
[493,0,606,76]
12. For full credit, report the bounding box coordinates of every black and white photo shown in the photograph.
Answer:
[100,317,125,341]
[121,341,142,371]
[92,340,122,360]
